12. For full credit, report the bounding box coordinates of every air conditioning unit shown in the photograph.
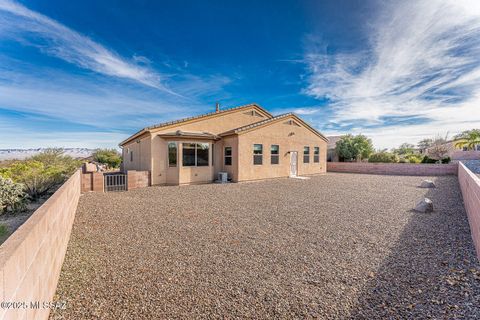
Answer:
[218,172,228,183]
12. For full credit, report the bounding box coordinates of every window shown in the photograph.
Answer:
[314,147,320,163]
[303,146,310,163]
[183,143,196,166]
[224,147,232,166]
[130,150,133,162]
[182,143,210,167]
[196,143,209,166]
[168,142,177,167]
[271,145,279,164]
[253,144,263,165]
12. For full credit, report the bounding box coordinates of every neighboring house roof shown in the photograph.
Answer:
[326,135,343,149]
[219,113,329,142]
[157,130,220,140]
[119,103,272,146]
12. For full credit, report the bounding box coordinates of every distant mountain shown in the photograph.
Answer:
[0,148,95,160]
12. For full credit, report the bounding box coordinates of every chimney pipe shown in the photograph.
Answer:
[215,102,220,113]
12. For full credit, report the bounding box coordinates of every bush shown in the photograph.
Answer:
[420,155,451,164]
[93,149,122,169]
[441,157,451,164]
[0,176,26,214]
[405,154,423,163]
[368,152,399,163]
[421,155,438,164]
[0,149,80,200]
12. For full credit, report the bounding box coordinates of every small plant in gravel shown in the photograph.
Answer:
[0,224,7,237]
[0,176,27,214]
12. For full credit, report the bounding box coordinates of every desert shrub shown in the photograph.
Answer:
[405,154,423,163]
[441,157,451,164]
[0,176,26,214]
[421,155,438,164]
[93,149,122,169]
[1,149,80,200]
[31,148,81,174]
[368,152,399,163]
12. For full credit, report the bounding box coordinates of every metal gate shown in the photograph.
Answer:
[104,173,127,192]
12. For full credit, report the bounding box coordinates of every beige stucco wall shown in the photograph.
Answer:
[122,133,152,172]
[121,108,328,185]
[145,106,270,185]
[236,117,327,181]
[151,107,269,136]
[177,139,214,185]
[217,136,239,182]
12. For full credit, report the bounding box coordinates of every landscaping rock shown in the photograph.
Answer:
[420,180,436,188]
[51,174,480,319]
[414,198,434,213]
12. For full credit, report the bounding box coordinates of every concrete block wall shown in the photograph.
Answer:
[452,150,480,161]
[0,170,81,320]
[458,163,480,259]
[81,172,104,193]
[127,170,151,190]
[327,162,458,176]
[81,171,150,193]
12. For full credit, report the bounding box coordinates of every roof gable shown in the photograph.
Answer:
[219,113,328,142]
[119,103,272,146]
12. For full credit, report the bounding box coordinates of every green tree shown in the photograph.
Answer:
[93,149,122,169]
[454,129,480,150]
[394,143,416,155]
[336,134,374,161]
[417,138,433,150]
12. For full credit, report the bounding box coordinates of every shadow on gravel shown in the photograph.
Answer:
[348,176,480,319]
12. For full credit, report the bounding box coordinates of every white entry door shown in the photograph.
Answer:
[290,151,298,177]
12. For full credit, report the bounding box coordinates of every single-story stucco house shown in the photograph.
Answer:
[119,103,328,185]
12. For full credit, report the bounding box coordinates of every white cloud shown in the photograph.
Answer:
[0,0,173,92]
[303,0,480,148]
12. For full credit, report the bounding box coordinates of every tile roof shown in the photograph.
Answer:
[119,103,271,146]
[146,103,270,131]
[157,130,220,140]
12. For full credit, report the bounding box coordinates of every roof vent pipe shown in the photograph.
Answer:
[215,102,220,113]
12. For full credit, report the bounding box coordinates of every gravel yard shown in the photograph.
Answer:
[463,160,480,177]
[50,173,480,319]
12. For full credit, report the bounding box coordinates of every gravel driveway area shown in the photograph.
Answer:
[50,173,480,319]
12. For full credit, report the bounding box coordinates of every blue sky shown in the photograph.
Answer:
[0,0,479,149]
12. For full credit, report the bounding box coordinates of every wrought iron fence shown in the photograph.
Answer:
[104,173,127,192]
